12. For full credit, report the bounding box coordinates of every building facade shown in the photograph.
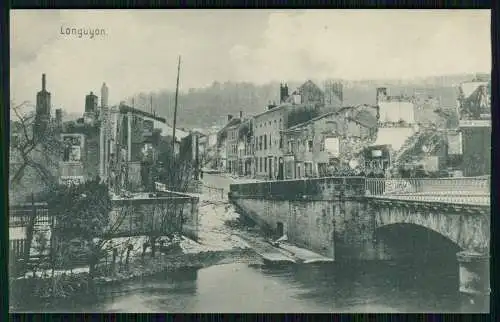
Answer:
[252,105,288,180]
[252,80,343,180]
[237,118,254,176]
[282,109,378,179]
[215,114,242,173]
[457,77,491,176]
[226,123,240,175]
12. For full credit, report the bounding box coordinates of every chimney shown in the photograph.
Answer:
[280,82,289,103]
[239,111,243,119]
[101,82,109,108]
[55,108,62,123]
[228,114,233,122]
[42,74,46,91]
[376,87,388,104]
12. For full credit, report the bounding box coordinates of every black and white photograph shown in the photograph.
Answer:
[8,9,491,313]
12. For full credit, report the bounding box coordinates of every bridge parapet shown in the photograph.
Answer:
[365,176,490,196]
[229,176,365,200]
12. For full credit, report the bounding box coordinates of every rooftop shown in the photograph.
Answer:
[118,104,166,123]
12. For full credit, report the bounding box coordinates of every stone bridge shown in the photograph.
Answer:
[229,176,490,298]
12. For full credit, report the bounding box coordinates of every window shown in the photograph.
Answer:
[279,135,283,149]
[308,140,313,152]
[259,157,262,172]
[259,136,263,150]
[264,134,267,150]
[264,157,267,172]
[269,134,272,148]
[318,163,328,176]
[305,162,313,177]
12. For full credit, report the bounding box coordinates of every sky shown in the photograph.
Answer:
[10,9,491,115]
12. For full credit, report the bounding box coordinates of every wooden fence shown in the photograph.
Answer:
[202,184,225,201]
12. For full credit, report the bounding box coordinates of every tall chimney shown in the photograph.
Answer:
[239,111,243,119]
[42,74,46,91]
[55,109,62,123]
[376,87,388,104]
[101,82,109,108]
[280,83,285,103]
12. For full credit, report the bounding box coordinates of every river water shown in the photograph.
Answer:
[35,258,487,313]
[13,186,489,313]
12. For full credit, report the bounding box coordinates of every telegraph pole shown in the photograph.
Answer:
[171,56,181,182]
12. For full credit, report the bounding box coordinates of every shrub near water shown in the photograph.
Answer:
[48,178,112,277]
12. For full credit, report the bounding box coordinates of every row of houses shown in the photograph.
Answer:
[10,74,205,203]
[214,77,491,180]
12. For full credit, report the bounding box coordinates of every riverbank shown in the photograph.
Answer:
[10,245,261,311]
[10,200,264,311]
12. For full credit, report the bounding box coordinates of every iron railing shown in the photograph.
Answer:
[9,202,51,228]
[365,176,490,196]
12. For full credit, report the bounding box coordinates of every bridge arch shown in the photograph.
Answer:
[373,223,462,262]
[372,209,489,253]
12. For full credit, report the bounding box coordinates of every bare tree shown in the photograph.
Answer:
[9,100,63,200]
[9,101,63,279]
[144,198,187,258]
[49,179,131,285]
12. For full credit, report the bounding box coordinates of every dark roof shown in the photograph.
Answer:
[283,111,338,132]
[218,117,242,136]
[283,105,378,133]
[119,104,166,123]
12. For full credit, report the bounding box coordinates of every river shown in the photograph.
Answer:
[12,174,489,313]
[31,257,486,313]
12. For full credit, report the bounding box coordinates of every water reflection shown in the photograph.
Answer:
[17,260,488,313]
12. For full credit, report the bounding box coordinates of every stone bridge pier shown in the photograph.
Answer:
[365,197,490,307]
[229,176,490,305]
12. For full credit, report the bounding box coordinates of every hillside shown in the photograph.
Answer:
[126,74,486,129]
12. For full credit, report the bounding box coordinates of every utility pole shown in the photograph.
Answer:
[171,55,181,184]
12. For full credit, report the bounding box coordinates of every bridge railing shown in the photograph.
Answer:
[365,176,490,196]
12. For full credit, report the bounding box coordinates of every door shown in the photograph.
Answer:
[268,158,273,179]
[278,157,284,180]
[276,222,284,237]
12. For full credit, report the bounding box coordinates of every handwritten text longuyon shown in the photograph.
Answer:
[60,26,106,39]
